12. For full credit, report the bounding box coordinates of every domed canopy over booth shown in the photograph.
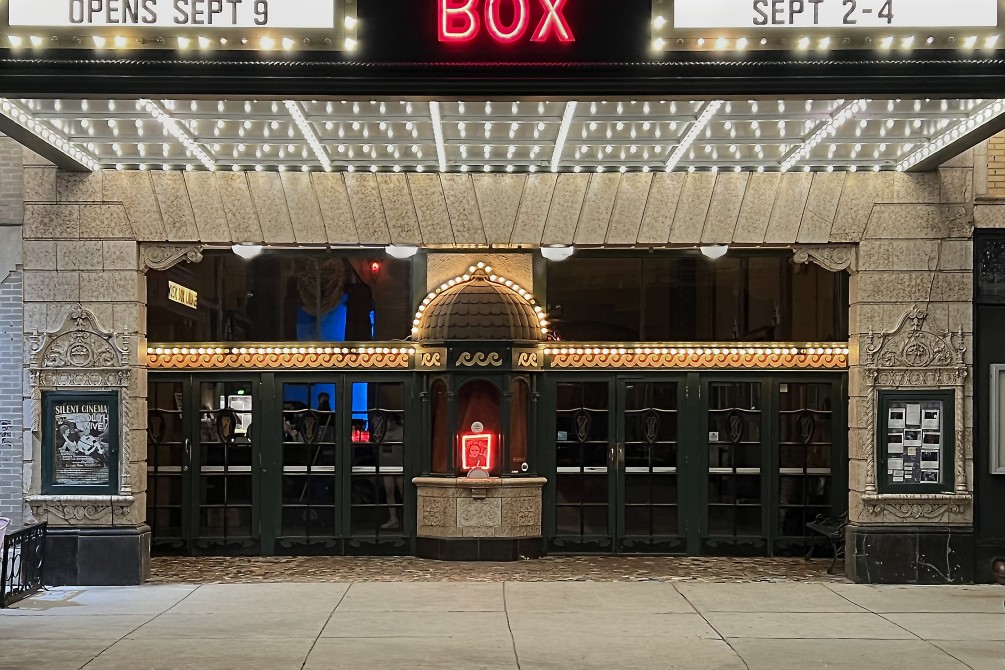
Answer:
[411,264,548,561]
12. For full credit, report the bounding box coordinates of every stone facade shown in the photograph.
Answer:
[11,137,997,582]
[415,477,546,539]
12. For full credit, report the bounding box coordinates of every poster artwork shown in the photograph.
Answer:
[885,399,944,487]
[53,402,112,486]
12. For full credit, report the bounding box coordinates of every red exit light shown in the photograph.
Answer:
[438,0,575,44]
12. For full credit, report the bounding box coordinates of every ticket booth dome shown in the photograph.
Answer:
[414,267,547,343]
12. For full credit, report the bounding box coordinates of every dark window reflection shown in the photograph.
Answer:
[547,252,847,342]
[148,252,411,342]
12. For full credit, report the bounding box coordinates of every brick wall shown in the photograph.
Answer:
[987,133,1005,197]
[0,271,23,526]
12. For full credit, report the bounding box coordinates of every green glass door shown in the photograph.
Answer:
[147,374,261,555]
[269,374,412,555]
[547,376,688,554]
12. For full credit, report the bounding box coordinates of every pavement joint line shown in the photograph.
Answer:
[301,582,354,670]
[822,582,979,670]
[502,582,523,670]
[79,584,203,670]
[671,583,751,670]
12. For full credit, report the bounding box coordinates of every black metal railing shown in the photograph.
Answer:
[1,522,47,608]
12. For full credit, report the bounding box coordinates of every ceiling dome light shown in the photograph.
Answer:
[385,245,419,260]
[541,245,575,262]
[232,243,263,260]
[700,245,729,260]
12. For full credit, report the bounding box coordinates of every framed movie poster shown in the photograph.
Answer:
[992,365,1005,475]
[42,391,119,495]
[877,390,955,494]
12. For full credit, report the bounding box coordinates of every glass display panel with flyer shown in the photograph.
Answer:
[877,390,955,494]
[992,365,1005,474]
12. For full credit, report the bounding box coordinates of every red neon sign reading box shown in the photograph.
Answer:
[460,433,495,472]
[438,0,575,44]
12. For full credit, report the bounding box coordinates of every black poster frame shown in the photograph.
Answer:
[42,390,120,496]
[876,389,955,495]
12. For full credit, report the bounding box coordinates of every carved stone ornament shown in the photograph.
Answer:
[26,495,135,527]
[140,244,205,273]
[28,305,133,493]
[858,305,971,519]
[793,245,858,273]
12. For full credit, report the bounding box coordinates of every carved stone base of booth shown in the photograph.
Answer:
[413,477,546,561]
[44,525,151,586]
[846,524,975,585]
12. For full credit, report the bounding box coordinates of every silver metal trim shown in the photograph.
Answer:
[993,364,1005,475]
[152,466,182,473]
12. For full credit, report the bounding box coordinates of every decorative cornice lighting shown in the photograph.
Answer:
[0,98,100,171]
[385,245,419,259]
[898,99,1005,171]
[550,101,578,172]
[138,99,215,171]
[666,100,722,172]
[284,100,331,171]
[429,101,448,172]
[541,245,575,262]
[232,243,263,259]
[780,99,867,173]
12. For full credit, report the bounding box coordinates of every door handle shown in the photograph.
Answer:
[182,438,192,472]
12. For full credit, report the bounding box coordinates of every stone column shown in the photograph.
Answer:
[845,161,976,584]
[21,156,150,585]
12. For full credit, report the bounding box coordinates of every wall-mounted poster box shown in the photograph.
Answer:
[877,390,954,494]
[42,391,119,495]
[992,365,1005,474]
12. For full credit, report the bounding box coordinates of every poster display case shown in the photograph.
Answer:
[877,390,955,494]
[42,390,120,495]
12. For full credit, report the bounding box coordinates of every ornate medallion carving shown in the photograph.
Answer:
[859,305,971,518]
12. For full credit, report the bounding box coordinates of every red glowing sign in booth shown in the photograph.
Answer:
[460,433,495,472]
[438,0,575,44]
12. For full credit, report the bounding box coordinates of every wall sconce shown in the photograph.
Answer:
[232,243,263,259]
[700,245,729,260]
[369,259,382,280]
[541,245,575,262]
[385,245,419,259]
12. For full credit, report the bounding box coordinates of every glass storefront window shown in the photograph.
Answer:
[547,252,848,342]
[147,251,412,343]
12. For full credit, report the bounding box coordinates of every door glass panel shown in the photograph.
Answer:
[778,383,835,538]
[197,381,255,540]
[147,381,185,542]
[554,382,610,540]
[280,382,338,539]
[350,381,406,537]
[707,382,763,537]
[623,382,680,540]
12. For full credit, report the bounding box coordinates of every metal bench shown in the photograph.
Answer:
[805,512,848,575]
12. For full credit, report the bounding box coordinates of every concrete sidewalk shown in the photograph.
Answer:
[1,582,1003,670]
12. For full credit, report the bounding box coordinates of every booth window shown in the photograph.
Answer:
[457,380,502,474]
[430,378,450,474]
[509,377,531,474]
[147,251,412,343]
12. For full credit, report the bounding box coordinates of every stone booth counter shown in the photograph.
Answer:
[413,476,546,562]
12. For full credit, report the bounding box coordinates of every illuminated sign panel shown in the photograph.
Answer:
[438,0,574,43]
[460,433,494,472]
[168,281,198,309]
[673,0,998,29]
[8,0,336,29]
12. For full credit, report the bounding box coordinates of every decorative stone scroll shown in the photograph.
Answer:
[140,244,205,272]
[793,245,858,273]
[859,305,971,522]
[27,305,133,500]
